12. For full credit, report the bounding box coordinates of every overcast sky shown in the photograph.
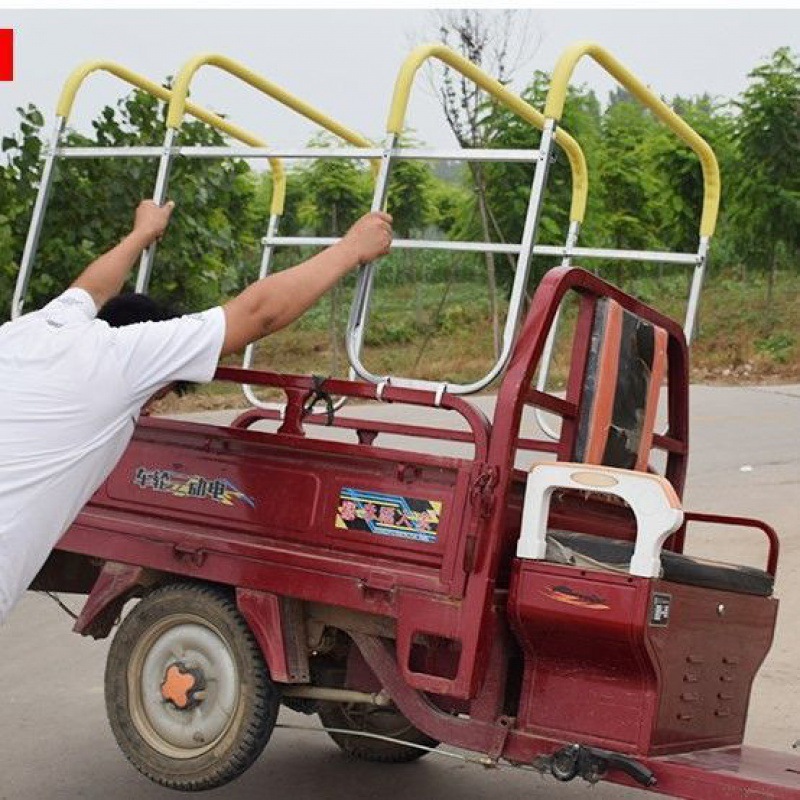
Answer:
[1,9,798,150]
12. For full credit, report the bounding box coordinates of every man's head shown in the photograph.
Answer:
[98,292,193,398]
[97,292,180,327]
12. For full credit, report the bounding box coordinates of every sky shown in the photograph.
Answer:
[1,8,798,151]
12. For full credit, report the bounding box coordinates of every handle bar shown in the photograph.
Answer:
[55,60,287,215]
[386,43,589,225]
[545,41,720,238]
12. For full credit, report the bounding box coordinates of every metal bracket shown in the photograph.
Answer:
[534,743,656,787]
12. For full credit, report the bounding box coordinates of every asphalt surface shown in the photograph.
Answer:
[1,384,798,800]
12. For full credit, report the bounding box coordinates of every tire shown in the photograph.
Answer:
[105,583,279,791]
[317,700,438,764]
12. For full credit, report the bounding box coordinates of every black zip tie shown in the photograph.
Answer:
[302,375,335,426]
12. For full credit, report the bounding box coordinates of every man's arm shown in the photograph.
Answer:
[221,211,392,356]
[71,200,174,309]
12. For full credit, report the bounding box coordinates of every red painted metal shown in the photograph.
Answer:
[236,589,293,683]
[508,560,777,756]
[72,561,145,639]
[645,746,800,799]
[49,266,793,798]
[684,511,779,577]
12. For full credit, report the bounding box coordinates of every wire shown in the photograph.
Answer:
[274,721,497,768]
[39,591,79,620]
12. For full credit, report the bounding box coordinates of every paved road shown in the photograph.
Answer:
[1,384,798,800]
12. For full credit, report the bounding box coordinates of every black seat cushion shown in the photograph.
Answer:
[548,530,774,597]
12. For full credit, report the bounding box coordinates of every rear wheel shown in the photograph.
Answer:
[318,699,438,763]
[105,583,279,791]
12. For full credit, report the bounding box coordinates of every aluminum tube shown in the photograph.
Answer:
[533,220,582,440]
[684,237,710,343]
[280,686,392,707]
[559,220,581,269]
[54,145,540,163]
[12,117,67,319]
[55,146,164,159]
[263,236,521,255]
[535,244,700,265]
[346,134,396,382]
[394,147,540,162]
[242,214,282,411]
[463,120,558,394]
[135,128,177,294]
[364,123,559,396]
[176,146,539,162]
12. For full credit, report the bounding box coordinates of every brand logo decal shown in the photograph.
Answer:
[134,467,255,508]
[336,488,441,544]
[650,592,672,626]
[544,584,610,610]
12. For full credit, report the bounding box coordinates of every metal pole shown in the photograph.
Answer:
[559,220,581,268]
[684,236,710,344]
[346,133,396,377]
[11,116,67,319]
[534,219,583,440]
[242,214,280,409]
[134,127,178,294]
[488,121,558,383]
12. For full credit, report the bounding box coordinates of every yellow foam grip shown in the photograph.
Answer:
[55,60,287,215]
[168,53,379,184]
[545,41,720,238]
[387,43,589,224]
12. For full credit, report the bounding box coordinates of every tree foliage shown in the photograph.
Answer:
[731,47,800,278]
[1,88,259,320]
[1,45,798,332]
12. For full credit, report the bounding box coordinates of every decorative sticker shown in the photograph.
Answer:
[336,488,441,544]
[650,592,672,627]
[543,585,610,610]
[133,467,255,508]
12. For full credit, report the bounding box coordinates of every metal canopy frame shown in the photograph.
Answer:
[14,41,719,428]
[338,42,718,412]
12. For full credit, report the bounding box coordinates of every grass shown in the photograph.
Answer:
[155,266,800,414]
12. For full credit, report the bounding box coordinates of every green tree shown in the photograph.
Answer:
[431,9,536,355]
[1,88,260,321]
[385,133,436,319]
[731,47,800,300]
[478,72,603,283]
[646,95,736,255]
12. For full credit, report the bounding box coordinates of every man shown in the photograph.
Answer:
[0,200,392,623]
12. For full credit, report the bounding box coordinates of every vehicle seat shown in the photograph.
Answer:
[546,530,774,597]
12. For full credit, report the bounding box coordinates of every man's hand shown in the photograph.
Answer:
[72,199,175,309]
[338,211,393,265]
[221,211,393,355]
[133,200,175,247]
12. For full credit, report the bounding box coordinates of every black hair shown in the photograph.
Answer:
[97,292,181,327]
[98,292,193,397]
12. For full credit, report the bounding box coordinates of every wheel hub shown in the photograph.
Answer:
[161,662,207,712]
[129,619,240,758]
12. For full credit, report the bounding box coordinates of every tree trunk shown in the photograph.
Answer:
[766,245,778,323]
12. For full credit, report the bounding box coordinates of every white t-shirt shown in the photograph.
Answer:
[0,288,226,622]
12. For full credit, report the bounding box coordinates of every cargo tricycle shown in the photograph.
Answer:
[16,41,800,799]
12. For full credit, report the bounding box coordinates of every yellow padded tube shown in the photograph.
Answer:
[168,53,378,181]
[387,43,589,224]
[545,41,720,238]
[55,60,287,215]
